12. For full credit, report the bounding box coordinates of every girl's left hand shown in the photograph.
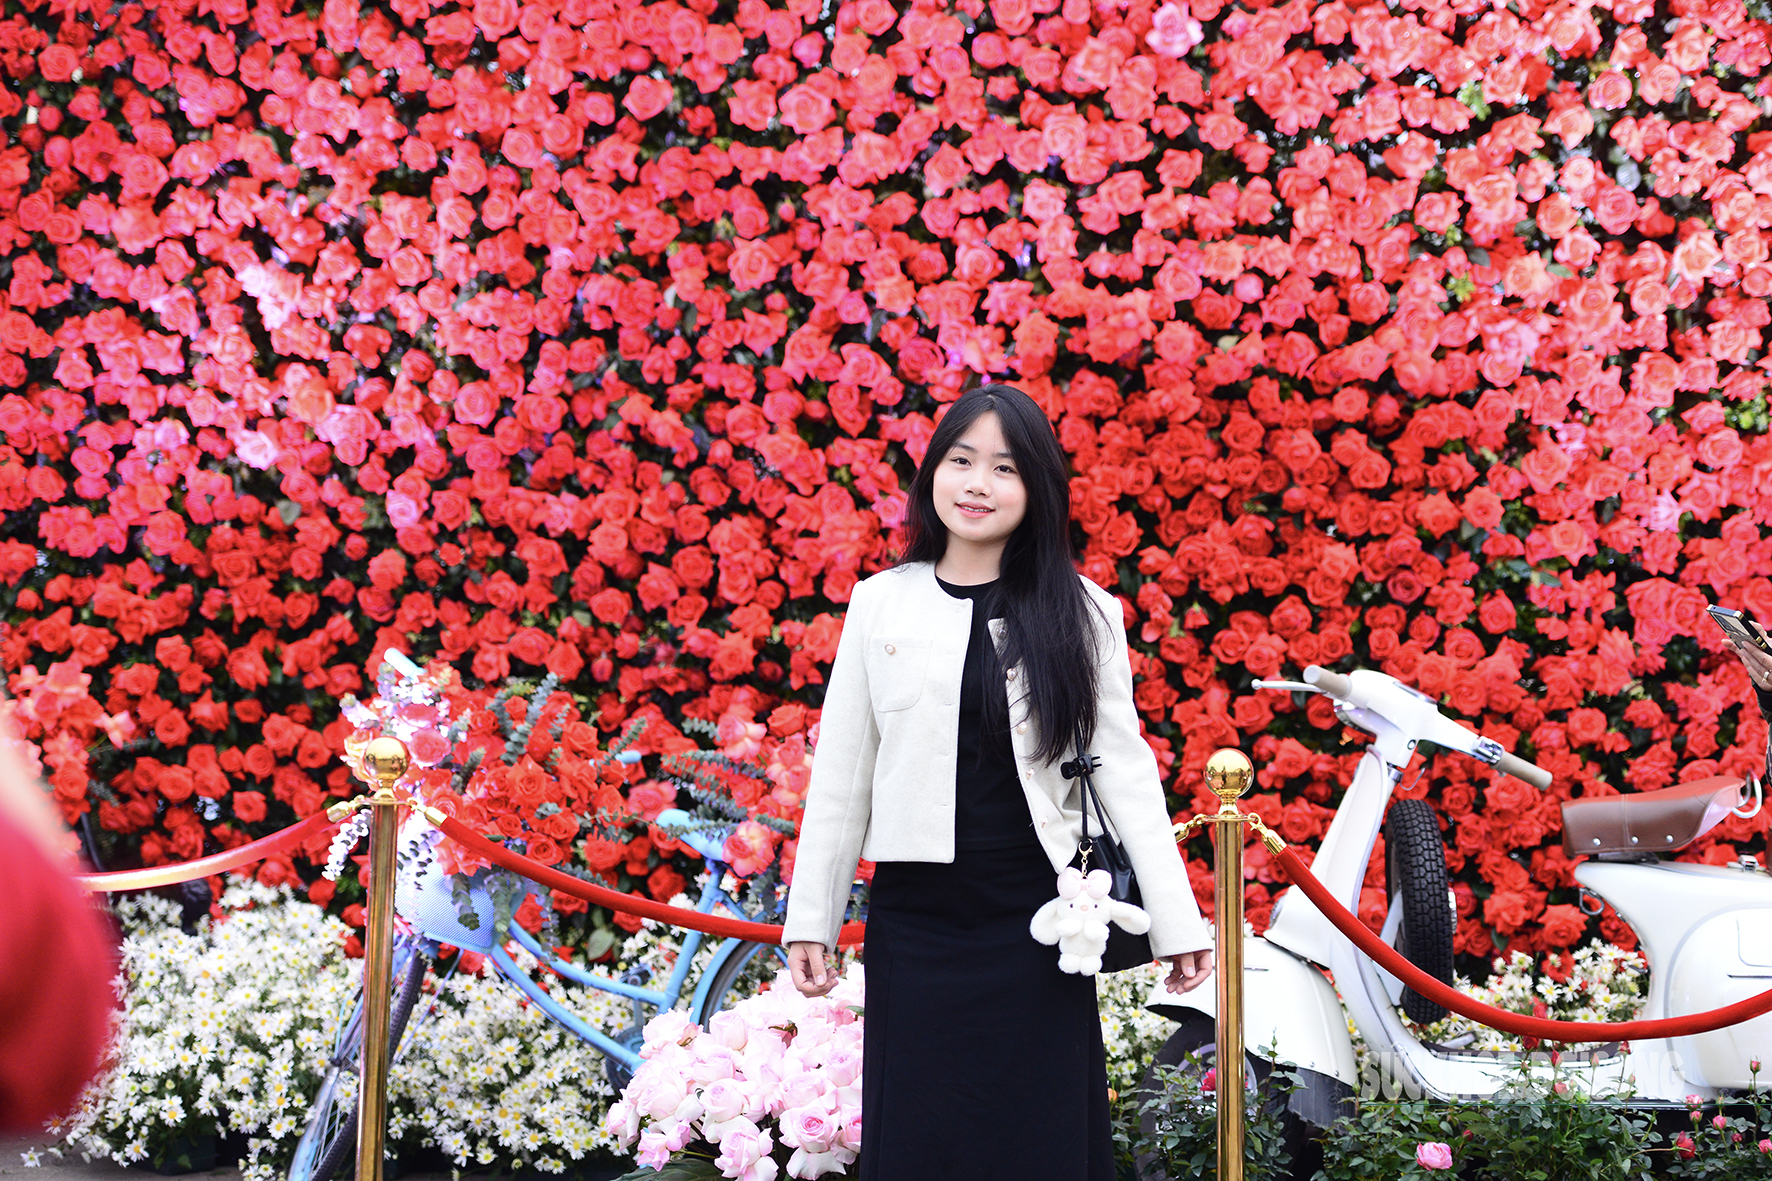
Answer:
[1162,949,1213,993]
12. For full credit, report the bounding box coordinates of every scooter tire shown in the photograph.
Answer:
[1385,797,1457,1025]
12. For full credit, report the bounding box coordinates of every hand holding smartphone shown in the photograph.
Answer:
[1708,605,1772,652]
[1711,605,1772,694]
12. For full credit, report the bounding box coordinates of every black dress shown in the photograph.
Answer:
[859,577,1114,1181]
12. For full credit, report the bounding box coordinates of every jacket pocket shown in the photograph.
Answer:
[865,635,930,712]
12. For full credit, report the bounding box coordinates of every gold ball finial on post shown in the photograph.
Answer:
[1204,747,1254,810]
[362,736,410,792]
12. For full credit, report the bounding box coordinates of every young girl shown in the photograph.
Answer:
[783,384,1213,1180]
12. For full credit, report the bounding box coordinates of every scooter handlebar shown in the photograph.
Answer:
[1302,665,1352,699]
[1494,750,1552,790]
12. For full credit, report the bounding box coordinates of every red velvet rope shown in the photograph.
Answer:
[1274,844,1772,1042]
[76,812,335,893]
[434,814,867,947]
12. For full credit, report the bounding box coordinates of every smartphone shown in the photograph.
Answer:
[1708,605,1772,652]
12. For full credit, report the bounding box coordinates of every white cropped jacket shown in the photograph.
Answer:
[781,562,1211,959]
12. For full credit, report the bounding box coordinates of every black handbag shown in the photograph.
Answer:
[1063,731,1154,973]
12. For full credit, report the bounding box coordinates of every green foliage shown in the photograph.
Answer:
[1462,1062,1658,1181]
[1663,1073,1772,1180]
[1317,1057,1659,1181]
[1115,1049,1298,1181]
[1315,1098,1470,1181]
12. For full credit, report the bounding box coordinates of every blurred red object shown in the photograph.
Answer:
[0,743,116,1132]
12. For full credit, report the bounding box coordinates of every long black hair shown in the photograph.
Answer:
[898,384,1107,766]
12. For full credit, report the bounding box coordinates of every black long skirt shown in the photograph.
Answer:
[860,837,1115,1181]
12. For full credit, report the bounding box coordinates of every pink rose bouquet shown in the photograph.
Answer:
[607,966,866,1180]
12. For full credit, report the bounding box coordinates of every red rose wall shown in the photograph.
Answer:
[3,0,1772,966]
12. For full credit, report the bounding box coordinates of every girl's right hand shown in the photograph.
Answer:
[787,941,836,997]
[1730,626,1772,693]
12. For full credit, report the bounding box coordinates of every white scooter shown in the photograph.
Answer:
[1142,664,1772,1122]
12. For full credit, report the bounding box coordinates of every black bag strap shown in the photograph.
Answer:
[1060,726,1112,866]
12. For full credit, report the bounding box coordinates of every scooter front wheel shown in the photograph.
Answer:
[1385,798,1457,1024]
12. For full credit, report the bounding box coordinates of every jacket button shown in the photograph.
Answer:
[1016,724,1028,734]
[885,644,896,654]
[1006,669,1017,681]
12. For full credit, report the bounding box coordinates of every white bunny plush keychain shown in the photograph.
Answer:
[1029,865,1152,975]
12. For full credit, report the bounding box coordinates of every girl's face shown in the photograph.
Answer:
[931,411,1028,558]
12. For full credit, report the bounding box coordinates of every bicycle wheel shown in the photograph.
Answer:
[693,940,783,1023]
[288,936,432,1181]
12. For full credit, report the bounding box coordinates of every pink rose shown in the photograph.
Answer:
[626,780,677,821]
[625,77,675,121]
[707,1010,751,1052]
[604,1100,639,1145]
[636,1122,692,1170]
[723,820,778,877]
[713,1121,776,1181]
[700,1076,751,1122]
[1417,1142,1454,1170]
[640,1010,699,1057]
[779,1105,838,1152]
[1145,1,1203,56]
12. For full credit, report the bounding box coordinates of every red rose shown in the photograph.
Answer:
[1538,904,1587,948]
[368,550,407,591]
[508,628,552,666]
[233,791,268,824]
[895,337,943,382]
[1447,674,1487,717]
[1461,488,1505,530]
[467,0,519,36]
[778,83,834,135]
[38,45,79,82]
[1586,70,1632,110]
[1210,628,1251,664]
[1482,889,1542,935]
[728,240,780,290]
[155,710,192,747]
[1221,414,1266,453]
[1231,694,1274,732]
[1243,634,1288,678]
[1386,568,1425,604]
[1414,493,1461,537]
[1566,708,1608,747]
[228,646,270,692]
[158,765,195,803]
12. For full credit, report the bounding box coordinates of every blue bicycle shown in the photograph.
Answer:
[286,807,789,1181]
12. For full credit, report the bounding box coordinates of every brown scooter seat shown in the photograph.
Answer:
[1562,775,1747,859]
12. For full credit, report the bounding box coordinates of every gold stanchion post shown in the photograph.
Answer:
[356,736,408,1181]
[1204,748,1255,1181]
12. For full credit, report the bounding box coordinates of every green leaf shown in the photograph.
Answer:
[585,926,616,960]
[1457,79,1490,119]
